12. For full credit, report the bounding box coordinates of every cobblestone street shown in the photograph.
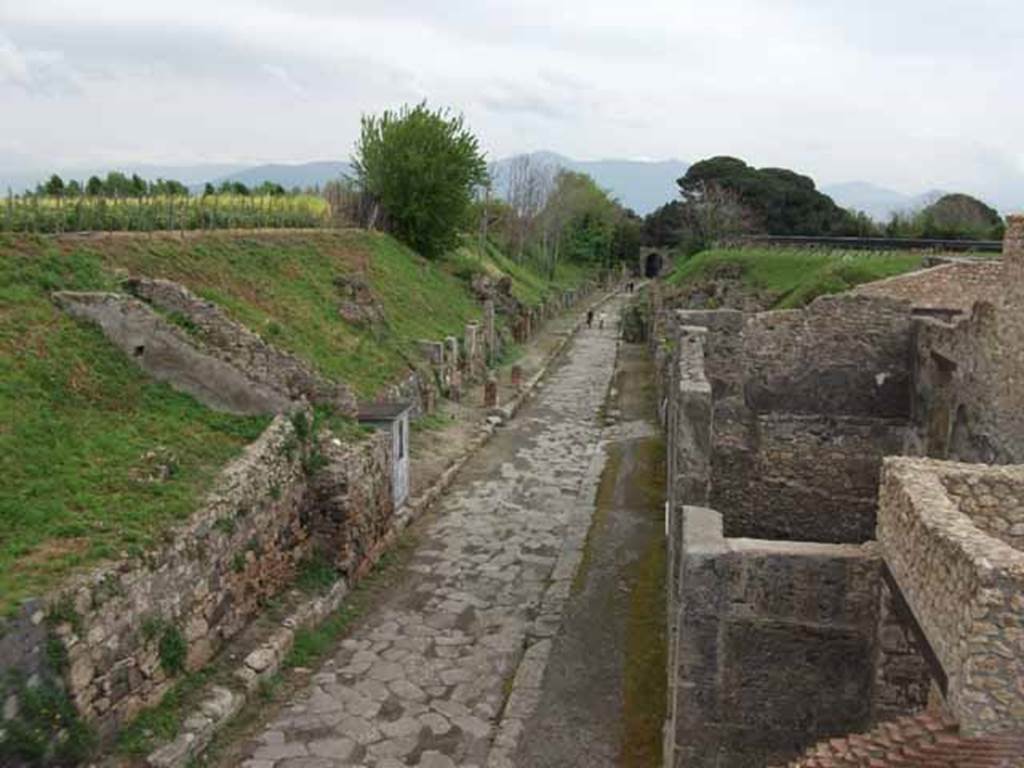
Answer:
[235,296,626,768]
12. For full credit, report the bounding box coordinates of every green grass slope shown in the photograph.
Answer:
[0,240,269,612]
[0,230,593,611]
[449,240,592,308]
[666,247,924,308]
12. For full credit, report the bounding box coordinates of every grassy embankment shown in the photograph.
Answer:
[0,230,592,613]
[665,247,925,308]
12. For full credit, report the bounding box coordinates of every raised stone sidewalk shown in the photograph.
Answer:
[233,296,626,768]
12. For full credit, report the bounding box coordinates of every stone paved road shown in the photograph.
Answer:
[236,295,625,768]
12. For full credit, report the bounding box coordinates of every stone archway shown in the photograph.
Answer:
[644,251,664,278]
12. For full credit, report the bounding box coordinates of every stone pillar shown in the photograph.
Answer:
[1004,214,1024,306]
[482,300,496,365]
[449,368,462,403]
[417,339,444,366]
[464,323,479,379]
[445,336,459,370]
[514,313,527,343]
[511,365,523,390]
[483,375,498,408]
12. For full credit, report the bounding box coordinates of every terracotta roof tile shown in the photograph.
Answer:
[777,713,1024,767]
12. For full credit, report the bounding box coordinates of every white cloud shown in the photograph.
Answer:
[0,34,81,94]
[0,1,1021,207]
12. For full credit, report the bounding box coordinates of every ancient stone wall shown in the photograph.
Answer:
[125,278,358,416]
[878,458,1024,735]
[53,280,361,417]
[669,295,914,544]
[742,295,912,418]
[906,217,1024,465]
[671,506,884,768]
[910,303,1024,465]
[0,414,394,740]
[375,367,438,418]
[54,291,293,415]
[939,465,1024,550]
[310,433,395,579]
[712,414,907,543]
[871,578,933,722]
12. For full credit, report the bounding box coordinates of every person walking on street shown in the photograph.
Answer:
[586,309,594,328]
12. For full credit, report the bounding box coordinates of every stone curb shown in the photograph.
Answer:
[484,316,623,768]
[142,287,622,768]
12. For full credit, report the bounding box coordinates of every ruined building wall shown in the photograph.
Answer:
[660,317,917,768]
[673,294,913,544]
[125,277,359,416]
[0,415,394,739]
[659,298,935,768]
[878,458,1024,735]
[713,413,907,543]
[672,507,884,768]
[908,215,1024,465]
[741,295,911,418]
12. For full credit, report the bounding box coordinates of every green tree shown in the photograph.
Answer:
[643,200,686,247]
[352,102,488,258]
[919,193,1004,239]
[678,156,856,235]
[104,171,131,197]
[85,176,104,196]
[218,181,250,196]
[129,173,147,197]
[65,179,83,197]
[151,178,189,196]
[254,181,286,196]
[612,212,643,265]
[538,170,622,273]
[43,174,65,197]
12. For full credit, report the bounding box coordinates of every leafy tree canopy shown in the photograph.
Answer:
[352,101,488,258]
[919,193,1004,239]
[643,200,686,247]
[678,156,856,236]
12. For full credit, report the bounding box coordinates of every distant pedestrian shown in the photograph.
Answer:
[586,309,594,328]
[598,312,606,330]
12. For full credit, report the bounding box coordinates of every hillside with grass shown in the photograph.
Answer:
[0,229,594,613]
[664,247,926,309]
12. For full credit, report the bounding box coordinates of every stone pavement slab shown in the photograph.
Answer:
[235,296,626,768]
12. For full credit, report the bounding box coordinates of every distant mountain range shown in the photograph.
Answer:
[487,151,689,215]
[209,161,352,191]
[210,153,691,214]
[821,182,946,222]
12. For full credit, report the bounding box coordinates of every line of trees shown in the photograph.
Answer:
[643,155,1006,254]
[30,172,294,200]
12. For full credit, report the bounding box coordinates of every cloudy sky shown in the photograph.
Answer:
[1,0,1022,205]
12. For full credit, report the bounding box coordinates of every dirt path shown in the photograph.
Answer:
[228,295,630,768]
[513,342,667,768]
